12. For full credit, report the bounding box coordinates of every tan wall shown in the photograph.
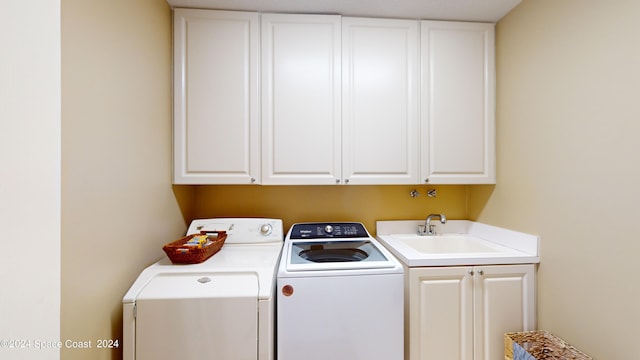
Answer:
[61,1,192,359]
[469,0,640,358]
[193,185,468,234]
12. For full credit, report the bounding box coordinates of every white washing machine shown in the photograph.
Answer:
[122,218,283,360]
[277,222,404,360]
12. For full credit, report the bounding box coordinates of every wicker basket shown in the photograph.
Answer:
[505,330,591,360]
[163,231,227,264]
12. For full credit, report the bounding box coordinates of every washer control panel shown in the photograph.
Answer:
[289,222,369,239]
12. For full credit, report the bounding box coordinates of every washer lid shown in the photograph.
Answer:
[286,239,396,271]
[136,272,258,300]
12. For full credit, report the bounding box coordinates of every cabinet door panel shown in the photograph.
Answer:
[421,21,495,184]
[409,267,473,360]
[173,9,259,184]
[262,14,341,184]
[342,18,419,184]
[473,265,536,360]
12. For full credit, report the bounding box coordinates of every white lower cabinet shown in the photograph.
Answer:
[408,264,535,360]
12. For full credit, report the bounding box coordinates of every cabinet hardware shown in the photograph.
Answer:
[335,179,340,184]
[478,270,484,275]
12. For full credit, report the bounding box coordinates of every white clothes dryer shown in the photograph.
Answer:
[123,218,283,360]
[277,222,404,360]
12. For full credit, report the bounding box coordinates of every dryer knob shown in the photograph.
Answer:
[260,224,273,236]
[324,225,334,234]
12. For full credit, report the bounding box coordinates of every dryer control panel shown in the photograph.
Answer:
[188,218,283,244]
[289,222,369,239]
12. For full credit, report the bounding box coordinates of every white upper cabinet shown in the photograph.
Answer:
[173,9,259,184]
[421,21,496,184]
[342,17,420,184]
[172,10,496,185]
[261,14,342,185]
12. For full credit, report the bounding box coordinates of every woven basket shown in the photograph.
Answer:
[505,330,591,360]
[163,231,227,264]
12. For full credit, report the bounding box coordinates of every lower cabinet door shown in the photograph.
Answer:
[409,267,474,360]
[473,264,536,360]
[408,264,536,360]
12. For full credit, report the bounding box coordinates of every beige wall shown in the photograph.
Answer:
[59,0,640,359]
[469,0,640,358]
[61,1,191,359]
[1,1,61,359]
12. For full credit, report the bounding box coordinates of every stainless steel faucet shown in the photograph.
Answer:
[419,214,447,236]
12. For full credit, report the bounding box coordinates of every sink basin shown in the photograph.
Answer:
[396,235,501,254]
[375,220,540,267]
[379,232,530,266]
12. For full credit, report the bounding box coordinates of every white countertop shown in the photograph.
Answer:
[376,220,539,267]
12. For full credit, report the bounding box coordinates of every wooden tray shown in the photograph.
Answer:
[162,231,227,264]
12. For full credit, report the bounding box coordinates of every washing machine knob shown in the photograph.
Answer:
[260,224,272,236]
[282,284,294,296]
[324,225,334,234]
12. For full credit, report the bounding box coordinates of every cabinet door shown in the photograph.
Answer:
[173,9,259,184]
[342,17,420,184]
[409,267,474,360]
[473,265,536,360]
[261,14,342,185]
[421,21,495,184]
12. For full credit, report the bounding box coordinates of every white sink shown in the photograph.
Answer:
[376,220,540,267]
[395,234,502,254]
